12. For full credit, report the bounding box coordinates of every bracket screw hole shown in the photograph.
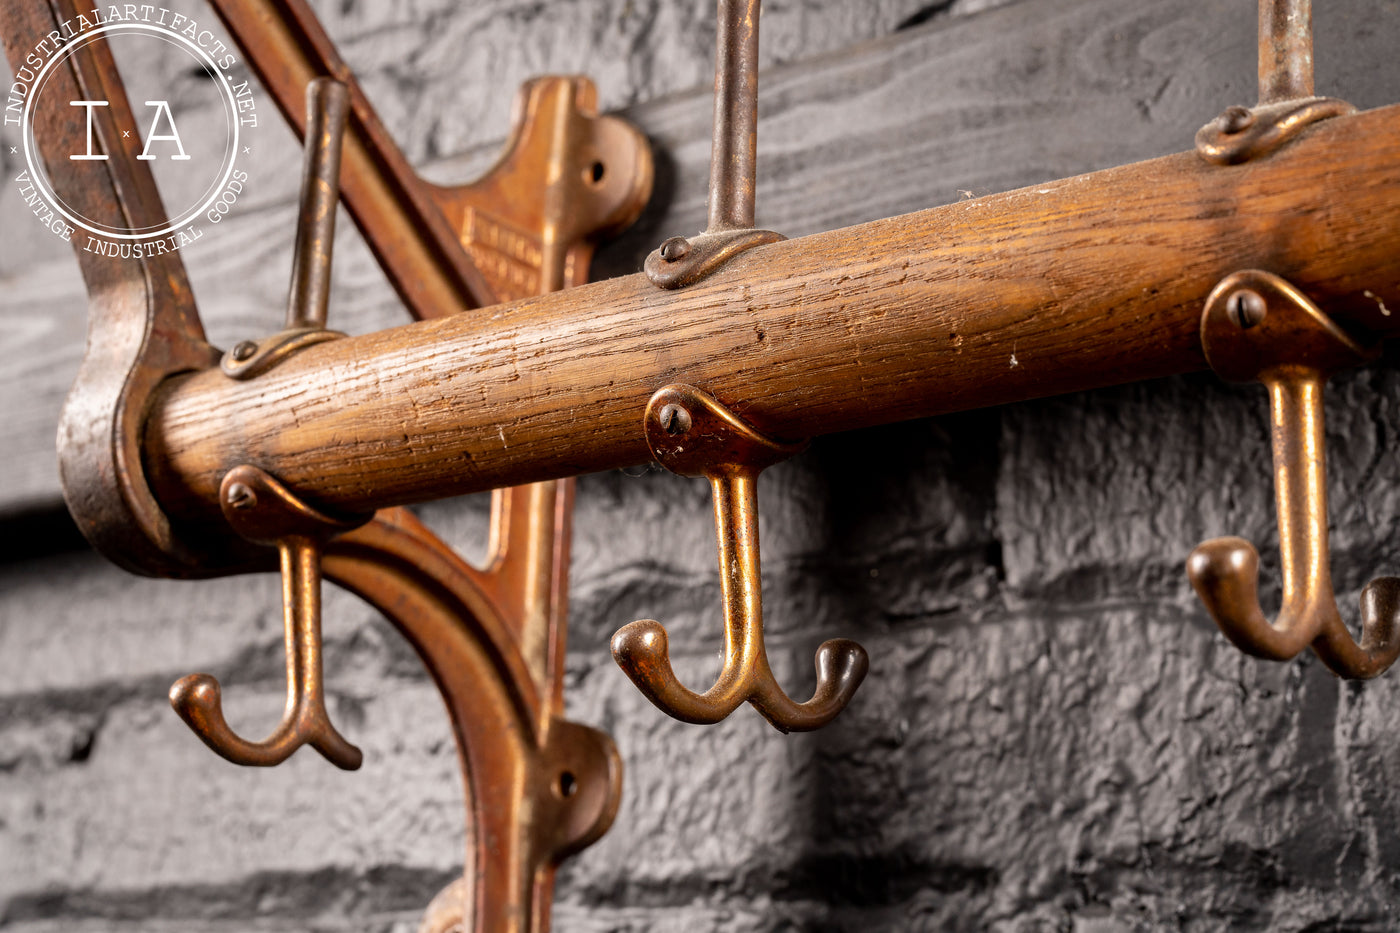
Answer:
[1228,290,1267,329]
[585,161,606,185]
[557,771,578,799]
[231,340,258,362]
[659,404,692,436]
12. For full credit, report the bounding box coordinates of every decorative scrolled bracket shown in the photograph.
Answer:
[12,0,651,919]
[612,385,869,732]
[1186,270,1400,679]
[325,503,622,933]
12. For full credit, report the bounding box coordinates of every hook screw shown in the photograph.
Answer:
[1217,105,1256,133]
[659,236,692,262]
[1228,289,1267,329]
[230,340,259,362]
[225,482,257,510]
[644,0,786,288]
[659,403,692,435]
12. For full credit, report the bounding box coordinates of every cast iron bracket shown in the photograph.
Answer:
[2,2,653,931]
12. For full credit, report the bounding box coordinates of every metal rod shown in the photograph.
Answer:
[207,0,498,317]
[707,0,762,231]
[1259,0,1313,104]
[145,103,1400,534]
[286,79,350,330]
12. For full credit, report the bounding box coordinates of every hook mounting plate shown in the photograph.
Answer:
[1200,270,1377,383]
[643,383,805,477]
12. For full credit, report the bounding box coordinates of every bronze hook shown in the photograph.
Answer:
[611,385,868,732]
[1186,271,1400,679]
[172,82,372,767]
[170,466,371,767]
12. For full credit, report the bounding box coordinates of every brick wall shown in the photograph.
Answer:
[3,1,1400,930]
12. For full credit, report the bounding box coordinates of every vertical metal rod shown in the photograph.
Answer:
[287,78,351,330]
[1258,0,1313,105]
[707,0,762,231]
[712,469,764,675]
[1266,375,1330,609]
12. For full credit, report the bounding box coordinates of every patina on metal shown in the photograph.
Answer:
[223,78,349,381]
[208,0,653,315]
[170,465,370,769]
[1196,0,1353,164]
[12,0,1400,926]
[1187,271,1400,679]
[1259,0,1313,104]
[0,0,223,577]
[325,501,621,933]
[611,385,869,731]
[0,1,652,929]
[644,0,785,288]
[173,80,367,768]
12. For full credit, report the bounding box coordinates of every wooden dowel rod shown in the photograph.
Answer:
[147,103,1400,527]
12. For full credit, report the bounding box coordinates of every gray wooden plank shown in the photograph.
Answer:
[1,0,1397,516]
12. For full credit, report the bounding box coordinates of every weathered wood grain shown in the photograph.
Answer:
[5,1,1400,930]
[141,103,1400,549]
[5,0,1398,517]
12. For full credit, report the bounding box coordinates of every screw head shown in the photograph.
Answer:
[1218,105,1255,134]
[658,403,692,436]
[1228,289,1267,329]
[225,482,257,510]
[659,236,692,262]
[230,340,258,362]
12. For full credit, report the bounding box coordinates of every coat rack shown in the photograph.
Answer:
[5,0,1400,929]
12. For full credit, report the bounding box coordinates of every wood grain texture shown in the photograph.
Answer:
[143,102,1400,546]
[5,0,1398,517]
[6,2,1400,929]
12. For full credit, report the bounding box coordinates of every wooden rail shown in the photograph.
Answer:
[147,102,1400,527]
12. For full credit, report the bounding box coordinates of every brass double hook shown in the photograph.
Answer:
[611,385,869,732]
[1187,271,1400,678]
[626,5,868,728]
[170,78,371,766]
[171,466,371,768]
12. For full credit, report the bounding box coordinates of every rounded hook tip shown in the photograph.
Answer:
[610,619,741,724]
[1354,576,1400,676]
[1361,577,1400,625]
[1187,535,1324,663]
[1186,536,1259,592]
[610,619,670,674]
[1186,535,1274,647]
[1187,536,1264,630]
[169,672,223,723]
[314,724,365,771]
[814,638,870,698]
